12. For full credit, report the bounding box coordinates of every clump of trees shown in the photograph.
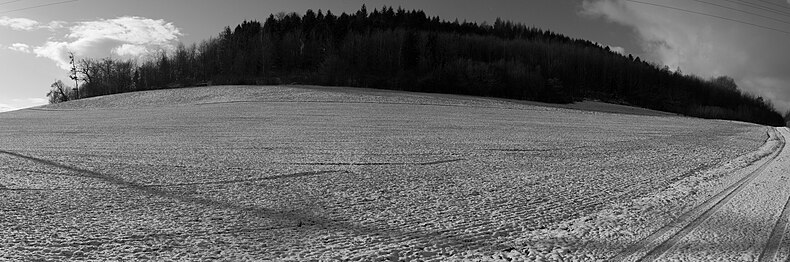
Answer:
[46,80,76,104]
[47,5,785,126]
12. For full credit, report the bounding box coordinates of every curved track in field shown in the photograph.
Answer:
[614,127,790,262]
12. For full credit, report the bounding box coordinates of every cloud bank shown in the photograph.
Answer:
[608,45,626,55]
[0,98,47,112]
[0,16,65,31]
[0,103,16,113]
[8,43,31,53]
[33,16,182,69]
[582,0,790,112]
[0,16,39,31]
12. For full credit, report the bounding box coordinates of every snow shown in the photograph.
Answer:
[524,127,786,261]
[0,85,774,260]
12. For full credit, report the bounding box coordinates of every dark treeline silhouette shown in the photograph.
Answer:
[50,5,785,126]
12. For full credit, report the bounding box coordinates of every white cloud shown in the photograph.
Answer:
[0,103,17,113]
[44,21,67,31]
[113,44,149,57]
[34,16,182,69]
[0,98,48,112]
[608,45,626,55]
[0,16,39,31]
[581,0,790,112]
[581,0,725,75]
[0,17,64,31]
[33,41,71,69]
[8,43,31,53]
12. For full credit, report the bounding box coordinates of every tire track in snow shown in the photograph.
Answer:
[0,170,344,191]
[0,149,510,258]
[0,149,342,225]
[612,127,785,262]
[759,182,790,262]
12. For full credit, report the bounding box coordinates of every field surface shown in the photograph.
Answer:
[0,85,777,261]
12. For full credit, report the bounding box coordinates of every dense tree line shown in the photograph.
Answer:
[47,5,785,126]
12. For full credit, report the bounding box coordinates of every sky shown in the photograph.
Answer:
[1,0,789,113]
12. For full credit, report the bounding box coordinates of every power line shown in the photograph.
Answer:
[755,0,790,11]
[723,0,790,18]
[0,0,23,6]
[689,0,790,26]
[722,0,790,18]
[0,0,78,14]
[624,0,790,35]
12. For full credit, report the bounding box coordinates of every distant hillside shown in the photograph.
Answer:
[53,5,784,126]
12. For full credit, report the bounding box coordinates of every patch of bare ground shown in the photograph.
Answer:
[0,85,769,261]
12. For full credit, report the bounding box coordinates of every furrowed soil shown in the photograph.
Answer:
[0,85,772,261]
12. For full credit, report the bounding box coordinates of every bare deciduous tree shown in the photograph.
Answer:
[46,80,72,104]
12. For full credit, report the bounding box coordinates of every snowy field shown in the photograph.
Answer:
[0,85,776,261]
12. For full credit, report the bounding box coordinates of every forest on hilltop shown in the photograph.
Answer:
[47,5,785,126]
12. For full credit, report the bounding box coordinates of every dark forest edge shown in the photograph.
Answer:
[45,5,785,126]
